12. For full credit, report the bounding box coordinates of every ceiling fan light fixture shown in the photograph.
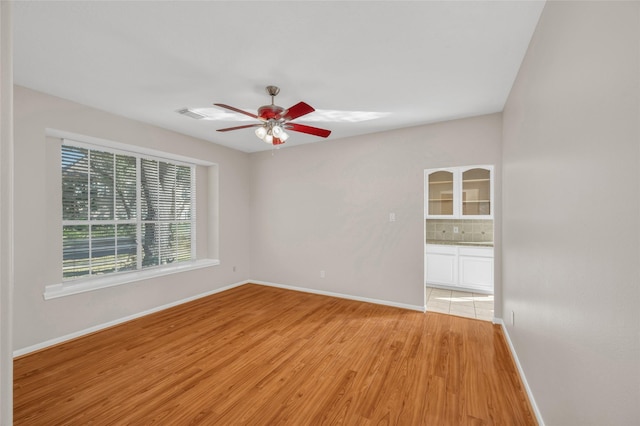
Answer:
[279,131,289,142]
[272,124,284,137]
[255,126,267,139]
[264,133,273,144]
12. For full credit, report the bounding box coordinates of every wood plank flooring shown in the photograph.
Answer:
[14,284,536,425]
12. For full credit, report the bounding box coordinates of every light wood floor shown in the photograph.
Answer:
[14,284,536,425]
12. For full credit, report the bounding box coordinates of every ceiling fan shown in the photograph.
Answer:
[214,86,331,146]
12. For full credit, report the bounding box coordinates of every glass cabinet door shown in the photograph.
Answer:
[462,168,491,216]
[428,170,454,216]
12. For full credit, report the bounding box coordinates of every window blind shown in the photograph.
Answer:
[62,143,195,280]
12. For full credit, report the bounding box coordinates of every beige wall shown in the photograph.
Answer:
[13,86,252,351]
[250,113,502,310]
[502,1,640,424]
[1,1,13,423]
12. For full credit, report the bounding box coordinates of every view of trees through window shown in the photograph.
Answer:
[62,144,194,280]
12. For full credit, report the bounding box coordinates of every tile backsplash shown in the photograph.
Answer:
[426,219,494,243]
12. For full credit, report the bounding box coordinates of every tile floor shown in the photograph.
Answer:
[426,286,494,321]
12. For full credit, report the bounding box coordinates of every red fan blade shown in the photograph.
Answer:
[214,103,261,120]
[216,124,262,132]
[286,123,331,138]
[280,102,315,121]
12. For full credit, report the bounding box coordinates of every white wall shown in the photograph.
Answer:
[502,1,640,424]
[13,86,252,352]
[250,114,502,310]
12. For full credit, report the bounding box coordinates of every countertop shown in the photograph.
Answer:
[427,240,494,247]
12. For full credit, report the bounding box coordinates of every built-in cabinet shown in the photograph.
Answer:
[425,244,493,293]
[426,166,493,219]
[425,244,457,285]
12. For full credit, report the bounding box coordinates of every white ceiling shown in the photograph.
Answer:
[12,1,546,153]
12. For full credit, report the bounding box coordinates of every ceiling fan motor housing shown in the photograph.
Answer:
[258,105,284,120]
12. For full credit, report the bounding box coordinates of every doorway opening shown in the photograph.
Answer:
[424,166,495,321]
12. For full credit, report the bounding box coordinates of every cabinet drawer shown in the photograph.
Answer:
[458,246,493,258]
[426,244,457,255]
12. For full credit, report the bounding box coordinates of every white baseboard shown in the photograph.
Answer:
[13,280,250,357]
[495,318,545,426]
[252,279,426,312]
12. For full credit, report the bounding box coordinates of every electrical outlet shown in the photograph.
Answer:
[320,270,325,278]
[511,310,515,326]
[233,266,236,272]
[453,226,459,233]
[389,212,396,222]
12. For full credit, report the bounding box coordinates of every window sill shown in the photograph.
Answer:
[44,259,220,300]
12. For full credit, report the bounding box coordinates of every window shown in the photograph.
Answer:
[62,142,195,281]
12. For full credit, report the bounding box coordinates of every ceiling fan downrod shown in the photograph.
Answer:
[265,85,280,105]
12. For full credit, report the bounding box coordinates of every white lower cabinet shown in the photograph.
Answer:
[426,244,493,293]
[425,245,457,286]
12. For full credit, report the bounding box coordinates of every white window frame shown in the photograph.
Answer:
[44,132,219,300]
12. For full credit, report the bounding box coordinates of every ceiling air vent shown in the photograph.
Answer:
[177,108,207,120]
